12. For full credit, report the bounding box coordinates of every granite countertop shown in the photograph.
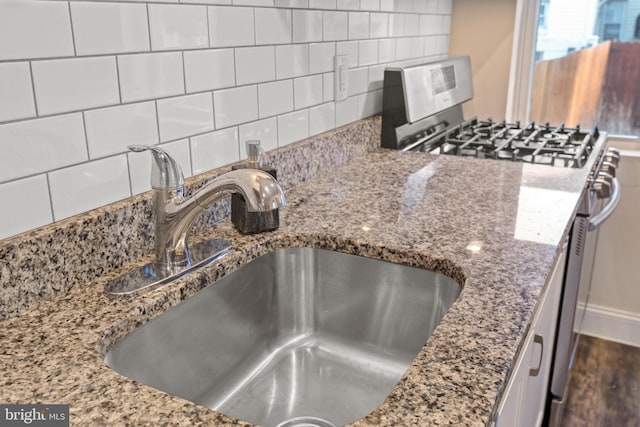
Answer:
[0,130,603,426]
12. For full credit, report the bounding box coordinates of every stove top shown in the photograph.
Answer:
[416,118,598,168]
[381,57,601,169]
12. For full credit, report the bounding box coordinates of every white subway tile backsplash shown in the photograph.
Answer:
[336,41,358,68]
[255,8,291,45]
[71,2,150,56]
[405,14,420,36]
[49,155,130,221]
[0,62,35,122]
[358,40,378,66]
[234,0,274,6]
[158,93,215,142]
[85,102,158,159]
[258,80,293,118]
[420,14,441,36]
[0,0,451,239]
[184,49,236,93]
[323,12,348,41]
[443,15,452,34]
[294,75,323,109]
[309,43,335,74]
[348,67,369,95]
[348,12,370,40]
[214,85,259,128]
[129,139,192,195]
[311,0,337,9]
[235,46,276,85]
[378,38,395,62]
[379,0,395,12]
[360,0,380,11]
[0,175,52,240]
[396,0,412,12]
[209,6,255,48]
[368,64,385,90]
[370,13,389,38]
[32,57,119,116]
[424,35,438,56]
[357,88,382,118]
[275,0,309,7]
[335,96,358,127]
[0,114,87,183]
[396,38,412,60]
[437,35,449,55]
[410,37,425,58]
[438,0,452,14]
[276,44,309,79]
[337,0,360,10]
[118,52,185,102]
[194,0,233,4]
[0,0,74,60]
[149,4,209,51]
[309,102,335,136]
[190,128,240,174]
[239,117,279,157]
[278,109,309,146]
[389,13,404,37]
[293,10,323,43]
[323,73,334,101]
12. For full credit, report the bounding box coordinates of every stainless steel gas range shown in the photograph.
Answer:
[381,56,621,427]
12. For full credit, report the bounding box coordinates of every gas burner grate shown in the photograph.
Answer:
[437,117,598,168]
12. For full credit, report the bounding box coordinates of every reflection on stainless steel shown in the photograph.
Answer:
[105,248,461,427]
[104,145,286,295]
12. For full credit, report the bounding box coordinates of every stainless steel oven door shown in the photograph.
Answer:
[546,169,621,426]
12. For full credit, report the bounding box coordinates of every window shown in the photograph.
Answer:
[526,0,640,137]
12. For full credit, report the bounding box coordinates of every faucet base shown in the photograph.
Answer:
[105,238,232,295]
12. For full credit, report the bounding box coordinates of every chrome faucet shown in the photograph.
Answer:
[105,145,286,295]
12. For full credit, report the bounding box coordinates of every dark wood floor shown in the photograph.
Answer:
[560,335,640,427]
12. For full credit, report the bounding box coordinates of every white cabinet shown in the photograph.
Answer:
[494,242,567,427]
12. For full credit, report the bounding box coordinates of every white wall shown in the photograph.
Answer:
[0,0,453,240]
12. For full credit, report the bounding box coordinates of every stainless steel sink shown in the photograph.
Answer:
[105,248,461,427]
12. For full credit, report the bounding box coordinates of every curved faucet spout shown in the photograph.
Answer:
[130,145,286,271]
[195,169,286,213]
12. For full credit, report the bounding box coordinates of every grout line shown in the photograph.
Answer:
[80,111,91,160]
[154,100,162,144]
[125,151,134,197]
[67,1,78,57]
[115,56,123,104]
[205,6,212,49]
[253,7,257,46]
[146,4,155,52]
[181,51,188,94]
[210,89,217,130]
[28,62,39,118]
[45,173,57,223]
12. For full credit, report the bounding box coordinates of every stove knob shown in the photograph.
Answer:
[600,160,617,177]
[604,147,621,167]
[593,171,614,199]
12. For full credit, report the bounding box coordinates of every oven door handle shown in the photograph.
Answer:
[589,177,621,231]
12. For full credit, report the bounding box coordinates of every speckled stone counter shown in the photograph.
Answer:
[0,118,604,426]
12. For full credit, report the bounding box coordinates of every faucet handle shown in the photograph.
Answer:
[129,145,184,190]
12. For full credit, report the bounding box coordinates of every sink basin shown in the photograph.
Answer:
[105,248,461,427]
